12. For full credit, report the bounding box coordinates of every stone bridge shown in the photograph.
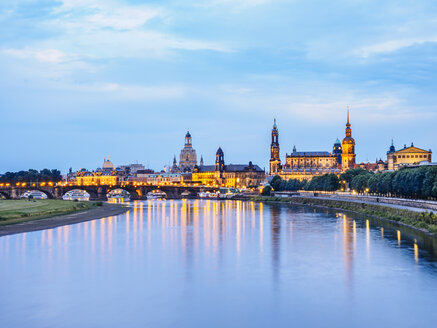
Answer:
[0,184,217,200]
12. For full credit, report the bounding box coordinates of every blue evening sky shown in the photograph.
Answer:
[1,0,436,173]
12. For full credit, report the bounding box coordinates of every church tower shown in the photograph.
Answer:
[341,107,356,170]
[333,138,342,165]
[215,147,225,172]
[171,155,179,173]
[269,118,281,175]
[179,131,197,172]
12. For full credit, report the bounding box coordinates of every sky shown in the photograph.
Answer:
[1,0,436,173]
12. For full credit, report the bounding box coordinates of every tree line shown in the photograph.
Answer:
[263,166,437,200]
[0,169,62,184]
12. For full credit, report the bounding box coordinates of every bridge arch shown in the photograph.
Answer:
[106,188,133,201]
[146,189,167,199]
[31,188,54,199]
[62,189,91,201]
[20,190,49,199]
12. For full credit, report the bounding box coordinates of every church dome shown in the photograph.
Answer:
[103,158,115,170]
[185,131,191,138]
[334,138,341,145]
[216,147,224,156]
[342,136,355,144]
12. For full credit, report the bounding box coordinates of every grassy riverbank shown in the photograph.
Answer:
[290,197,437,235]
[0,200,99,226]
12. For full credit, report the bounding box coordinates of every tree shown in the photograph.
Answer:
[270,175,283,191]
[261,185,272,196]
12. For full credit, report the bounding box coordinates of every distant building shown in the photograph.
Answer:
[133,173,183,184]
[118,163,145,174]
[192,147,265,188]
[387,142,432,170]
[178,131,197,172]
[74,157,127,186]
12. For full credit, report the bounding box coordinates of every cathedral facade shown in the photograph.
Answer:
[269,108,356,180]
[171,131,198,173]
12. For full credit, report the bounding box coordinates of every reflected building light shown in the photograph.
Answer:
[108,216,113,254]
[57,226,62,247]
[343,214,354,286]
[381,227,384,238]
[91,219,97,255]
[259,203,264,255]
[353,220,357,251]
[366,220,370,259]
[100,218,106,255]
[413,239,419,263]
[237,200,241,256]
[397,230,401,247]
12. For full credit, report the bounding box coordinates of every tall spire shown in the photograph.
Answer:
[273,118,277,129]
[347,105,350,125]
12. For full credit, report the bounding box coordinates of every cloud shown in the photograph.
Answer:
[356,37,437,57]
[2,48,71,63]
[41,0,231,60]
[51,0,164,31]
[68,82,188,101]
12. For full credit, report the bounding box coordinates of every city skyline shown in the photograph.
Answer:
[1,0,436,172]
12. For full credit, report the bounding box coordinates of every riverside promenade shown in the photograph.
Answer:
[272,191,437,213]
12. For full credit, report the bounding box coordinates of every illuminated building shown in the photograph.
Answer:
[76,170,119,186]
[102,157,115,171]
[192,147,265,188]
[133,173,183,184]
[341,107,356,170]
[269,118,281,174]
[269,118,342,181]
[74,157,126,186]
[178,131,198,172]
[387,142,432,170]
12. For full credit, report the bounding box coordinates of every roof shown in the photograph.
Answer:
[394,146,431,154]
[225,164,264,172]
[216,147,224,155]
[196,163,264,173]
[287,151,333,157]
[281,167,341,173]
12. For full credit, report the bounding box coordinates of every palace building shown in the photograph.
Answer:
[74,158,126,186]
[387,142,432,170]
[192,147,265,188]
[269,108,355,180]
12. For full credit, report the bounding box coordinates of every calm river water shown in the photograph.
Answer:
[1,200,437,327]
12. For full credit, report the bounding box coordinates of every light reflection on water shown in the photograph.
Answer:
[1,199,437,327]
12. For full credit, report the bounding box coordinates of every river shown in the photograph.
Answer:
[1,199,437,327]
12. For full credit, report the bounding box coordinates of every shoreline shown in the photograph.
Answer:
[0,203,130,237]
[251,196,437,237]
